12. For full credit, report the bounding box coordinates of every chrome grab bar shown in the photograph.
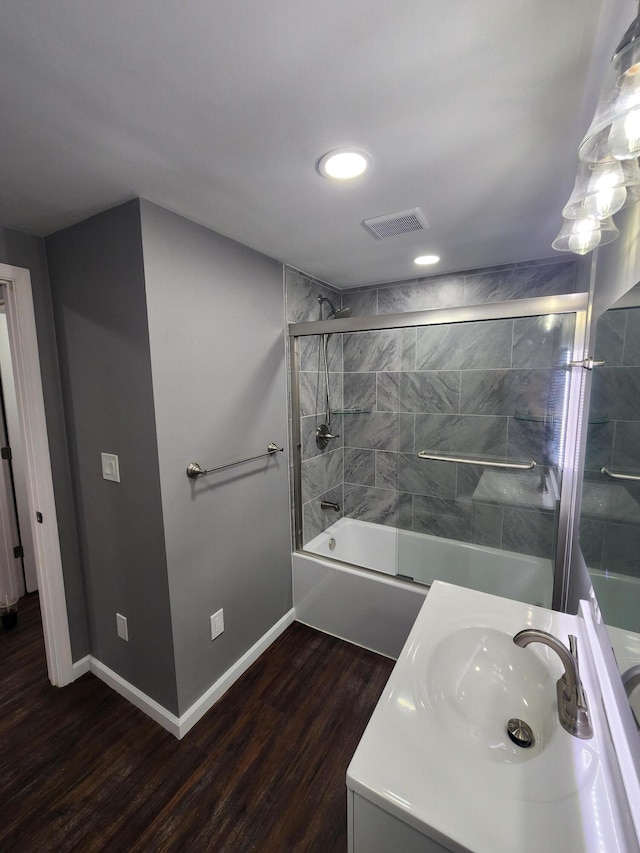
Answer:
[601,466,640,482]
[417,452,536,470]
[187,443,283,479]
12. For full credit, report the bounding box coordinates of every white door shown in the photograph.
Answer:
[0,308,37,591]
[0,389,23,601]
[0,265,73,687]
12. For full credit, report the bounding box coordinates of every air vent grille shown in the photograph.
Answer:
[363,207,429,240]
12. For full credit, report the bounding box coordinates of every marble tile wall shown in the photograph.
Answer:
[341,257,577,317]
[340,313,573,560]
[286,259,578,552]
[580,306,640,576]
[285,268,346,544]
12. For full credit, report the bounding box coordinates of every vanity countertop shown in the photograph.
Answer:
[347,581,636,853]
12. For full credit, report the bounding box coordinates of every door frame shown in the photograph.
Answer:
[0,262,73,687]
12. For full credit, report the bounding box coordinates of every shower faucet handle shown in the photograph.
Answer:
[316,423,340,450]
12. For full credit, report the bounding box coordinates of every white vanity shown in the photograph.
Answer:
[347,581,639,852]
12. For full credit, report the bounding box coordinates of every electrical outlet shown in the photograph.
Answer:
[116,612,128,641]
[210,608,224,640]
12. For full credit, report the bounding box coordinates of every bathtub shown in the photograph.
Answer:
[294,517,553,658]
[305,516,553,606]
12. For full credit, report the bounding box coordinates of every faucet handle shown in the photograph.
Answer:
[568,635,588,709]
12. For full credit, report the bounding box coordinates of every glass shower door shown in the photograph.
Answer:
[394,311,577,607]
[296,327,404,571]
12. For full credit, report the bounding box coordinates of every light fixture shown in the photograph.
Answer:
[562,159,640,219]
[414,254,440,266]
[318,149,371,180]
[553,7,640,255]
[579,3,640,163]
[552,216,619,255]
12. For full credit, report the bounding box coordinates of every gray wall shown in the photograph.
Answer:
[0,226,89,658]
[140,200,291,715]
[46,201,178,712]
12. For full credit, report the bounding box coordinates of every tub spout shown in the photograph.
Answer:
[320,500,341,512]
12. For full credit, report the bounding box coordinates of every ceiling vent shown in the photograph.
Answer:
[363,207,429,240]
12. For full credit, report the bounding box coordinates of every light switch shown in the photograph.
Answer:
[101,452,120,483]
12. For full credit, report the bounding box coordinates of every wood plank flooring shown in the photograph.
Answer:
[0,594,394,852]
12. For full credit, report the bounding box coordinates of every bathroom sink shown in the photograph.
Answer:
[346,582,626,852]
[422,627,555,764]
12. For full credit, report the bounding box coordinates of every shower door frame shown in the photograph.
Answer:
[289,292,588,610]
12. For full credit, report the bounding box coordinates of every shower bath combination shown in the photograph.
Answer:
[316,295,352,450]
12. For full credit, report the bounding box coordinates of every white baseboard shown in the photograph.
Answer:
[71,608,296,739]
[71,655,91,678]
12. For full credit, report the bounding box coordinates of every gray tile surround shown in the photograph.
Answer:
[414,413,508,458]
[337,258,576,318]
[512,315,575,369]
[344,483,398,526]
[460,369,554,417]
[343,372,376,411]
[377,371,459,414]
[590,366,640,421]
[375,451,399,490]
[594,309,626,366]
[416,320,513,370]
[377,276,465,314]
[324,447,344,492]
[344,447,375,486]
[502,507,556,558]
[343,329,402,372]
[343,411,399,452]
[463,261,575,305]
[290,258,577,569]
[412,495,502,547]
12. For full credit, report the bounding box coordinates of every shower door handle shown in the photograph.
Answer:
[568,357,605,370]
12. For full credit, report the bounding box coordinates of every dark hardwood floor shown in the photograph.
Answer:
[0,594,394,852]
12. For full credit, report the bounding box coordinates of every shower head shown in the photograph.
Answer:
[333,306,353,319]
[317,295,352,319]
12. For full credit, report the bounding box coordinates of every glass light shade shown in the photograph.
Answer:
[552,216,619,255]
[562,159,640,219]
[579,38,640,163]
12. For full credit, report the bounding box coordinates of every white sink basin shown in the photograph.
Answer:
[347,581,628,852]
[423,626,555,764]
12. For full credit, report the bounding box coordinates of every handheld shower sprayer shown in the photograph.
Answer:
[315,294,352,447]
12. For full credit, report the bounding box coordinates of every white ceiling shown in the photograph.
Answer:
[0,1,631,287]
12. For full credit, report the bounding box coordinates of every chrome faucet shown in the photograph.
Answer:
[513,629,593,739]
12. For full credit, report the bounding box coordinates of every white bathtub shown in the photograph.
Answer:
[305,517,553,607]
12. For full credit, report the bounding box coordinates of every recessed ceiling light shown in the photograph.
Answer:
[414,254,440,266]
[318,149,371,180]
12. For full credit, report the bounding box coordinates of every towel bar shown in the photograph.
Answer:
[187,443,283,479]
